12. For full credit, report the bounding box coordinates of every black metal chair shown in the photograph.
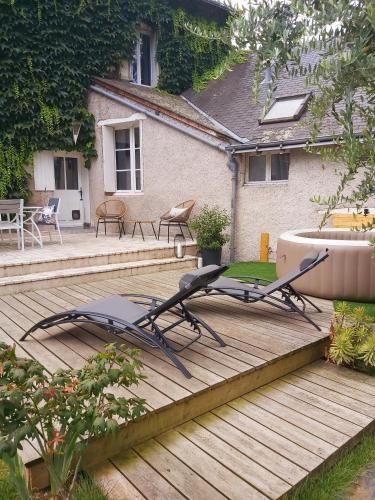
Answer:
[188,250,329,331]
[20,265,228,378]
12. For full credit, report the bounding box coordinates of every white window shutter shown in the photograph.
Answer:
[102,126,116,193]
[33,151,55,191]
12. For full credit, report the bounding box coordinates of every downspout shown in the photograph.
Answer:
[227,151,239,263]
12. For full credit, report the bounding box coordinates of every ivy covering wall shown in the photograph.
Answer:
[0,0,230,198]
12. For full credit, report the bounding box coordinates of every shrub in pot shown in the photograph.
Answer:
[190,205,230,266]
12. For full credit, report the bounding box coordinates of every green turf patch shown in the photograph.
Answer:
[286,433,375,500]
[224,261,277,282]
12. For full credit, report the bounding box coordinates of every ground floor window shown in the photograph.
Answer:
[115,126,142,193]
[54,156,79,190]
[246,153,290,183]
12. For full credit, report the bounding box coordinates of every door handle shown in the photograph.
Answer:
[79,187,83,201]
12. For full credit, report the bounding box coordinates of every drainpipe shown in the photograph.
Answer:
[227,151,239,263]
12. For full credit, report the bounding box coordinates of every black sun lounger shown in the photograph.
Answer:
[20,265,228,378]
[188,250,329,331]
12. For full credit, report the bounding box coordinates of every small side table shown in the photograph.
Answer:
[127,220,157,241]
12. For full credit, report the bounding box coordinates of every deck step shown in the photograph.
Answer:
[90,360,375,500]
[0,256,196,296]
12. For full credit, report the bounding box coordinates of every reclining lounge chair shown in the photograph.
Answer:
[20,265,228,378]
[189,250,329,331]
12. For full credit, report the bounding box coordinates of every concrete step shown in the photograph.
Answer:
[0,243,197,278]
[0,256,196,296]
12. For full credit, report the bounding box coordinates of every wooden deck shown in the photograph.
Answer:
[91,360,375,500]
[0,268,333,488]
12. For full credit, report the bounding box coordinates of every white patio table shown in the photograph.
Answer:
[23,206,43,248]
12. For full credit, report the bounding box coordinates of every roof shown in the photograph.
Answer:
[92,77,233,143]
[183,52,366,147]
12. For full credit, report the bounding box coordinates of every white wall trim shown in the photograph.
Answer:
[98,113,146,128]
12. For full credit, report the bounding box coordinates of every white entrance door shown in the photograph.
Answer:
[53,155,84,226]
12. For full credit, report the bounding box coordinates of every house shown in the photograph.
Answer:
[29,0,371,261]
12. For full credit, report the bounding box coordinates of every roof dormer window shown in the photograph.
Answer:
[260,94,310,124]
[131,31,157,87]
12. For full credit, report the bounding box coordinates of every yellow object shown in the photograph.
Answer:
[331,213,373,229]
[260,233,269,262]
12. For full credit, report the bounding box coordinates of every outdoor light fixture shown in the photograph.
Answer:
[72,121,81,145]
[174,233,186,259]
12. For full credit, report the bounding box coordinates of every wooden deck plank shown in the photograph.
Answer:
[194,412,307,485]
[176,419,291,499]
[135,438,226,500]
[228,397,336,459]
[244,390,348,447]
[256,383,362,437]
[283,373,375,419]
[91,460,146,500]
[275,377,372,426]
[304,361,375,393]
[156,430,268,500]
[111,449,185,500]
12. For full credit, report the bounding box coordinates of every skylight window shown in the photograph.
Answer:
[261,94,310,124]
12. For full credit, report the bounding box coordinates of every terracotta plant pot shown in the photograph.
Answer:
[201,248,222,266]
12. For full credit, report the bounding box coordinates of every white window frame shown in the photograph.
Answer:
[114,124,143,195]
[130,30,158,87]
[245,153,290,185]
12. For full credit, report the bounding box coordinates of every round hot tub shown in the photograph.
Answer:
[277,229,375,300]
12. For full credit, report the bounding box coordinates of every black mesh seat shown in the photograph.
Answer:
[21,265,228,378]
[190,250,329,331]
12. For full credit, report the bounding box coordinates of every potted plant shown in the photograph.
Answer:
[190,205,230,266]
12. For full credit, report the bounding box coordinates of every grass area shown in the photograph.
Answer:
[286,433,375,500]
[227,261,375,320]
[0,461,18,500]
[0,461,107,500]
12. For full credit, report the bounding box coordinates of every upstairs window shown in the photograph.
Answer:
[115,127,142,192]
[246,154,289,183]
[131,32,156,86]
[261,94,310,123]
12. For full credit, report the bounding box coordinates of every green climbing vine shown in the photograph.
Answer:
[0,0,231,199]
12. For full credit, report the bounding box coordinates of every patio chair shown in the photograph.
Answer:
[188,250,329,331]
[158,200,195,242]
[96,199,127,239]
[36,197,62,244]
[20,265,228,378]
[0,199,24,250]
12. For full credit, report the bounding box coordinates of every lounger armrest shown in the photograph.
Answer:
[224,275,273,286]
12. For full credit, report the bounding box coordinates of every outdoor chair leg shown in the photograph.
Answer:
[118,219,122,239]
[157,221,161,240]
[187,224,194,240]
[167,224,170,243]
[104,219,107,235]
[96,219,100,237]
[151,222,157,239]
[121,221,126,236]
[132,222,136,238]
[139,222,145,241]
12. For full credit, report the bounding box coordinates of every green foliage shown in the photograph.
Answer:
[0,0,231,199]
[190,205,230,250]
[0,342,146,499]
[192,49,248,92]
[285,433,375,500]
[329,302,375,373]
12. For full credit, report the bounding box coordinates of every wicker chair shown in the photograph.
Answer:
[95,199,127,238]
[158,200,195,242]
